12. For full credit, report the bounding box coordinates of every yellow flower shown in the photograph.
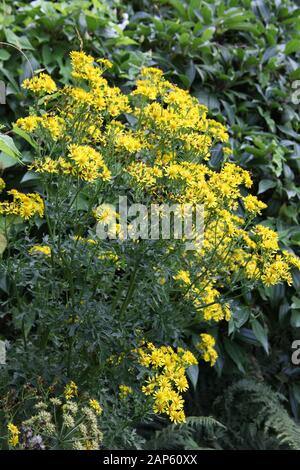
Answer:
[64,381,78,400]
[29,157,60,174]
[0,190,44,220]
[255,225,279,251]
[94,204,118,224]
[40,115,65,140]
[262,255,292,286]
[89,399,103,415]
[119,385,133,399]
[137,343,196,423]
[173,270,191,285]
[197,334,218,367]
[243,195,267,215]
[180,350,198,366]
[97,58,113,69]
[22,73,57,94]
[16,116,41,132]
[67,144,111,182]
[29,245,51,256]
[84,440,94,450]
[174,375,188,392]
[0,177,5,192]
[7,423,20,447]
[283,251,300,271]
[168,408,186,424]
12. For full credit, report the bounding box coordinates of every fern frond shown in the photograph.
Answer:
[145,416,225,450]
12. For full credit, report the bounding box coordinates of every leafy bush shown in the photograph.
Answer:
[1,0,300,450]
[1,50,299,449]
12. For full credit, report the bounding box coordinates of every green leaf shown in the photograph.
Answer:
[20,171,40,184]
[258,179,277,194]
[0,133,21,161]
[228,303,250,335]
[251,319,269,354]
[4,29,34,50]
[291,310,300,328]
[0,49,10,61]
[285,39,300,55]
[165,0,186,18]
[12,125,37,149]
[0,233,7,255]
[223,339,246,373]
[200,27,215,43]
[0,152,19,169]
[186,365,199,390]
[291,296,300,309]
[111,37,138,46]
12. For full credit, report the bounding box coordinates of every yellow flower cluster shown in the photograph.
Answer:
[0,177,5,192]
[89,399,103,415]
[16,114,64,140]
[197,334,218,366]
[64,381,78,400]
[15,115,40,132]
[127,162,163,188]
[115,131,144,153]
[73,235,97,245]
[243,195,267,215]
[68,144,111,182]
[97,58,113,69]
[68,51,130,116]
[29,245,51,256]
[13,51,300,395]
[262,255,293,286]
[132,67,166,100]
[0,190,44,220]
[98,250,119,265]
[7,423,20,447]
[137,343,197,423]
[15,51,300,314]
[119,385,133,399]
[173,270,191,285]
[132,72,228,158]
[22,73,57,94]
[173,270,230,322]
[30,145,111,182]
[255,225,278,251]
[283,250,300,271]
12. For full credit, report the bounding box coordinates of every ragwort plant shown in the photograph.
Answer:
[1,51,300,449]
[4,381,103,450]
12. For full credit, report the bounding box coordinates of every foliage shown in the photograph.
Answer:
[143,416,225,450]
[215,379,300,449]
[143,378,300,450]
[0,49,298,449]
[0,0,300,450]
